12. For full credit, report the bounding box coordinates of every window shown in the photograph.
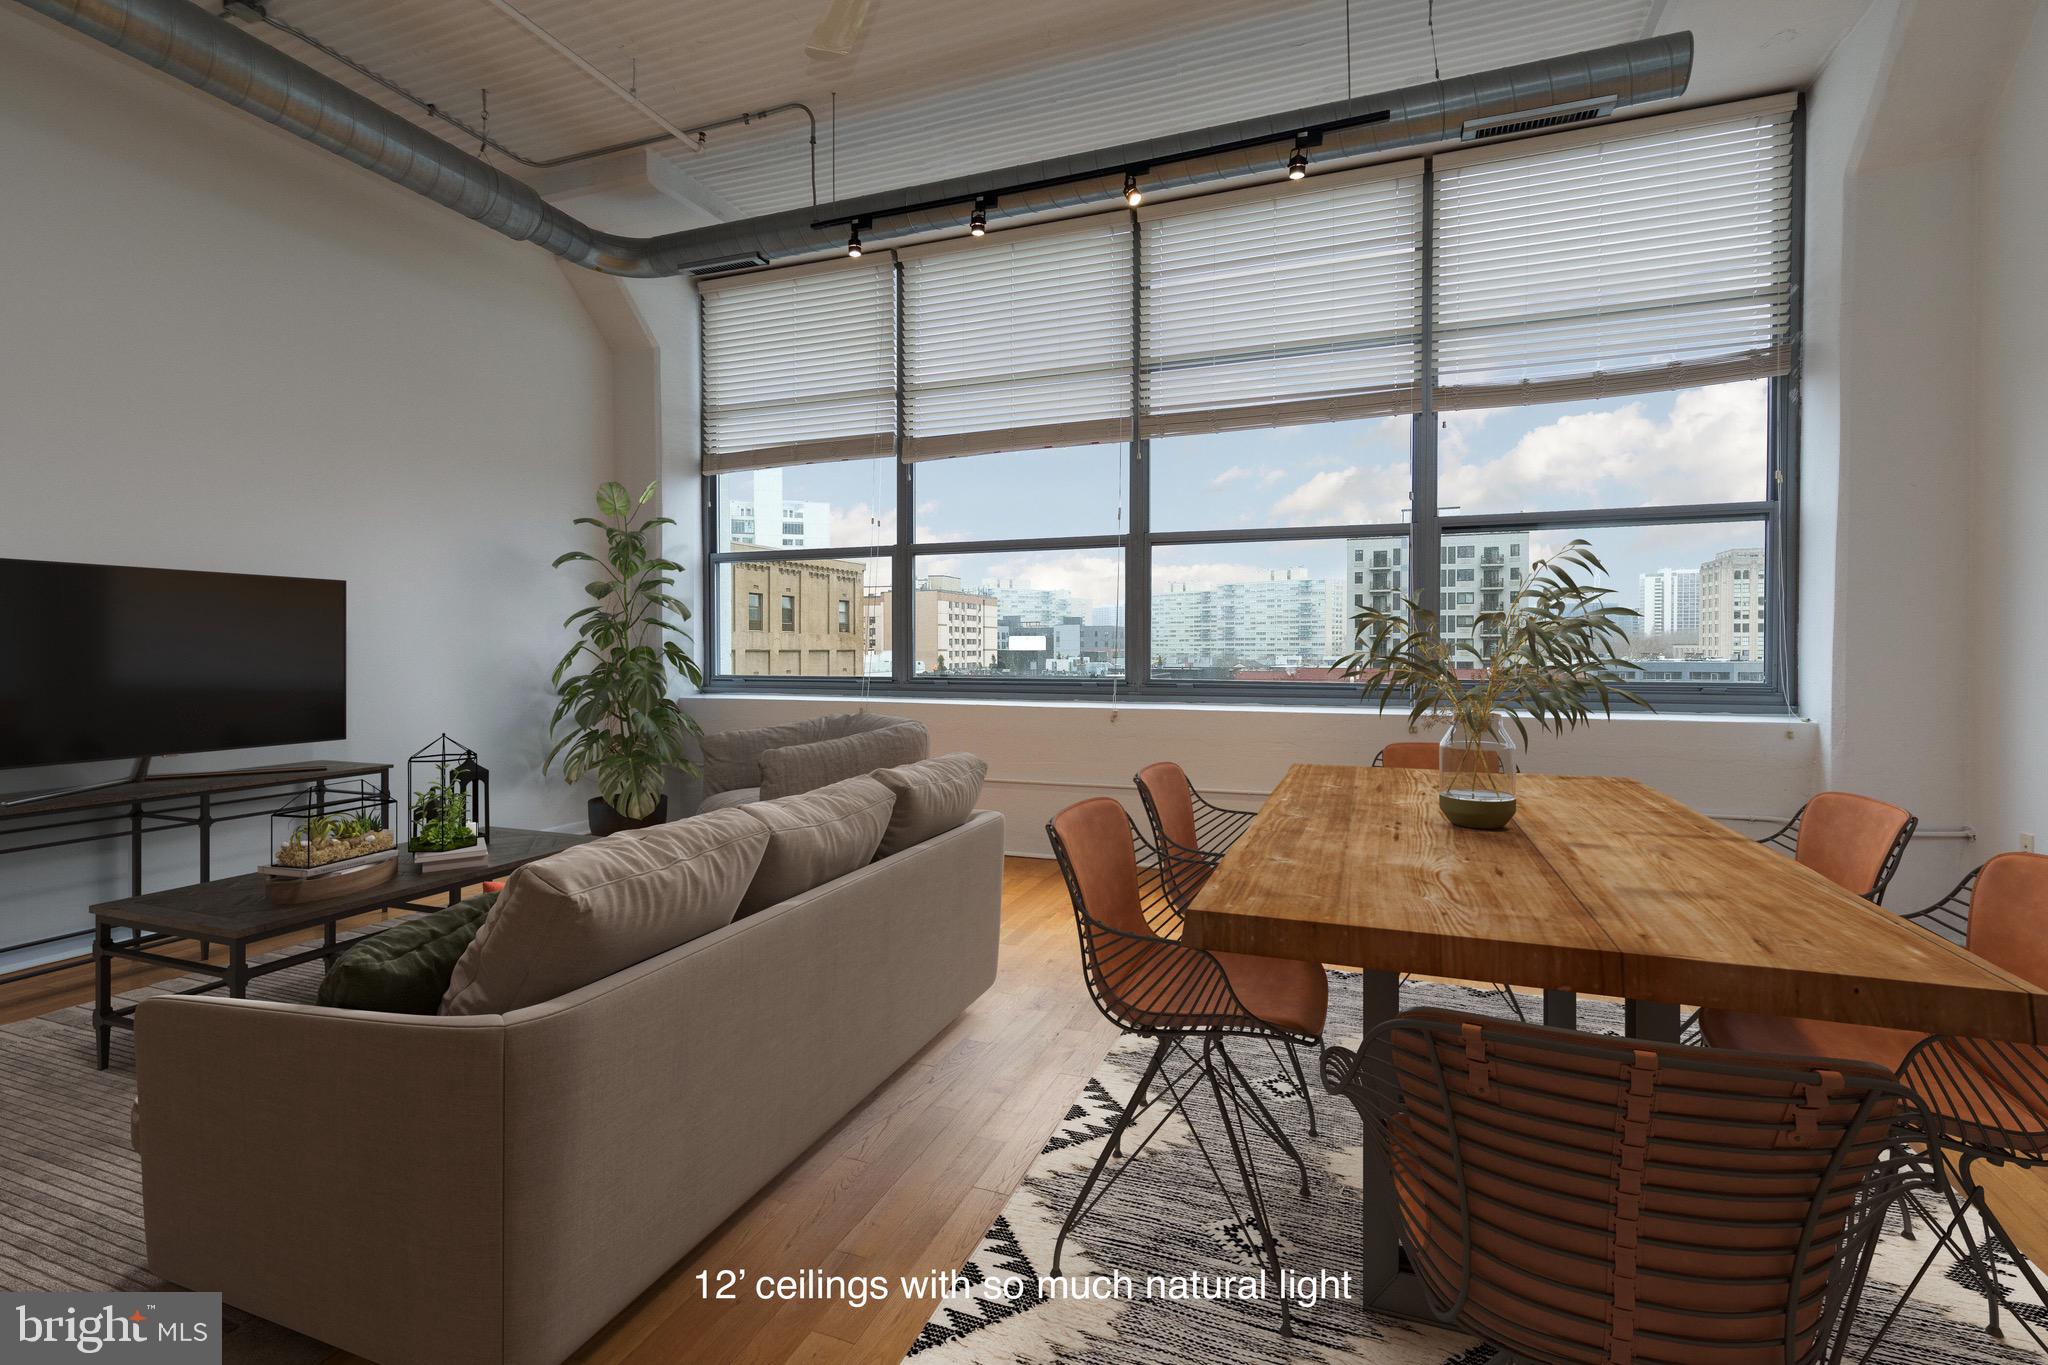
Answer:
[705,94,1797,709]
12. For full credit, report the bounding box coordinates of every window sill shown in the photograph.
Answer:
[689,685,1804,724]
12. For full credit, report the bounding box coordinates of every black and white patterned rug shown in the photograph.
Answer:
[905,976,2048,1364]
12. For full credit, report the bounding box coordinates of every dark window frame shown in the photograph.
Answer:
[701,107,1803,715]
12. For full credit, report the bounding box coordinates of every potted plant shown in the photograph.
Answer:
[1337,539,1644,830]
[546,479,705,835]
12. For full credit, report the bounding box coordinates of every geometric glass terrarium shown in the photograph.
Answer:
[407,733,491,856]
[267,779,396,875]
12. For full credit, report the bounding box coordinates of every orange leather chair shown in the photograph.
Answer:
[1756,791,1918,904]
[1046,796,1327,1336]
[1325,1009,1934,1364]
[1131,760,1254,913]
[1373,741,1504,773]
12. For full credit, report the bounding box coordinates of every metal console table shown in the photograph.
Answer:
[0,761,392,983]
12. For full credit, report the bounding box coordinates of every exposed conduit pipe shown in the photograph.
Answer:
[470,0,700,151]
[225,1,817,186]
[12,0,1690,276]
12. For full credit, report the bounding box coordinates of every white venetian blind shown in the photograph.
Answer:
[699,257,896,474]
[901,216,1133,461]
[1432,92,1797,409]
[1139,163,1424,436]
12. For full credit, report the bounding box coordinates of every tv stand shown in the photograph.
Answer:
[0,756,334,809]
[0,760,391,983]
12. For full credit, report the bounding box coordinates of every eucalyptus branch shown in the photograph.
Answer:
[1334,539,1650,748]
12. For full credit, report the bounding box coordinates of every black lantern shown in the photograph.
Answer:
[266,779,396,876]
[407,734,491,855]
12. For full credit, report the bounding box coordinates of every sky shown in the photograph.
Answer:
[719,380,1769,618]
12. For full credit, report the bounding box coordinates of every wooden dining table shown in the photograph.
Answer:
[1184,763,2048,1315]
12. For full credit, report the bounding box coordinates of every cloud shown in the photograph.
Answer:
[825,502,894,546]
[1439,381,1765,513]
[1208,466,1255,490]
[938,552,1128,613]
[1267,464,1410,526]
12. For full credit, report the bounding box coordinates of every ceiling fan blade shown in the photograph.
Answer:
[806,0,872,58]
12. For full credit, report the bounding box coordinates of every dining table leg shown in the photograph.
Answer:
[1343,967,1432,1315]
[1625,999,1682,1043]
[1543,988,1578,1029]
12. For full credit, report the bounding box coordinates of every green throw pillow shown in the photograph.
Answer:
[316,892,497,1015]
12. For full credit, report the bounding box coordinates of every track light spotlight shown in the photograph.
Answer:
[1122,172,1143,208]
[969,202,987,237]
[846,223,863,258]
[1287,147,1309,180]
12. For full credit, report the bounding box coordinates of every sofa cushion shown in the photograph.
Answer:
[697,785,759,812]
[872,753,989,858]
[830,710,917,738]
[697,717,832,795]
[441,810,770,1015]
[316,893,496,1015]
[736,775,896,916]
[758,723,929,801]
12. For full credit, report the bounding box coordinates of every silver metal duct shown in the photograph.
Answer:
[14,0,1691,278]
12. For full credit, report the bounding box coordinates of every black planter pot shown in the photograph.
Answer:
[587,795,668,836]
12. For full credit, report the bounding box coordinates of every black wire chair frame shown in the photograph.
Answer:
[1046,805,1324,1337]
[1866,860,2048,1349]
[1133,765,1258,864]
[1874,1031,2048,1350]
[1756,799,1919,905]
[1324,1010,1941,1364]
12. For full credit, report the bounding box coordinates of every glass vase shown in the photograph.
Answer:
[1438,715,1518,830]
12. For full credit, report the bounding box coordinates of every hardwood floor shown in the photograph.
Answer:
[6,857,2046,1363]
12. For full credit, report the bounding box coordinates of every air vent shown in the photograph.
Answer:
[1460,96,1620,143]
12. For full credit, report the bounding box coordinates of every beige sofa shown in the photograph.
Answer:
[132,810,1004,1365]
[697,710,927,810]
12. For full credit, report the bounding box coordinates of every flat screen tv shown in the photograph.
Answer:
[0,558,346,770]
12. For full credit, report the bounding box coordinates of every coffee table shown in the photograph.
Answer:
[89,826,588,1068]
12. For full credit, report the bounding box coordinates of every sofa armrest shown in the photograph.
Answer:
[135,997,509,1365]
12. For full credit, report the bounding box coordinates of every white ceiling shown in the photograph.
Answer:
[203,0,1871,226]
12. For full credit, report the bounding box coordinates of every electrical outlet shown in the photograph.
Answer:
[2022,833,2037,854]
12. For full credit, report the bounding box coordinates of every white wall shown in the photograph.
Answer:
[0,9,616,971]
[1973,3,2048,856]
[685,694,1826,861]
[1793,0,2039,908]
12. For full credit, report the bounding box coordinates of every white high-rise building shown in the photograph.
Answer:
[719,468,829,550]
[1150,568,1344,671]
[1637,567,1701,643]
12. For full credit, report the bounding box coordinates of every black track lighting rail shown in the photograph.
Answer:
[808,108,1384,233]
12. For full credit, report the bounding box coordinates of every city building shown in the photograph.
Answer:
[1637,567,1702,647]
[864,573,999,674]
[1151,568,1346,672]
[717,468,830,550]
[725,554,868,676]
[979,581,1080,625]
[1698,547,1767,662]
[1344,531,1530,659]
